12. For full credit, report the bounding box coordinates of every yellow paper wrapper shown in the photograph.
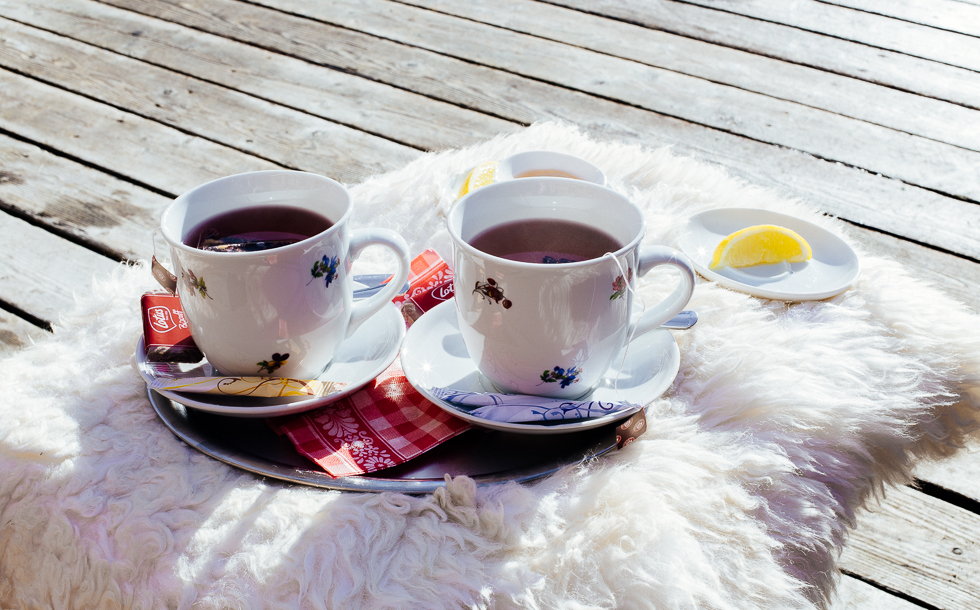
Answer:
[148,376,346,398]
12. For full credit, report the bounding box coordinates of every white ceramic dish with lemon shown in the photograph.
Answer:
[676,208,860,301]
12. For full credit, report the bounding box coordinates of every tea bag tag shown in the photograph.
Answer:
[151,256,178,295]
[151,227,178,295]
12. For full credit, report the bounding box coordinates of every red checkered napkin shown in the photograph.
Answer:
[272,249,468,478]
[271,362,470,477]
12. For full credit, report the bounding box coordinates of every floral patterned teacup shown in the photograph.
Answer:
[160,170,410,379]
[447,178,695,399]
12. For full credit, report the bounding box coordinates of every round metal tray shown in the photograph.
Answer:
[148,387,618,493]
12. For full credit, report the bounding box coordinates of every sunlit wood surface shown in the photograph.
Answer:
[1,1,979,607]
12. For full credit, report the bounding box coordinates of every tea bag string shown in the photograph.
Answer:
[601,251,646,408]
[151,227,164,262]
[150,227,179,295]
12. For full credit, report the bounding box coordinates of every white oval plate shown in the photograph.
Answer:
[676,208,860,301]
[136,303,405,418]
[400,300,680,434]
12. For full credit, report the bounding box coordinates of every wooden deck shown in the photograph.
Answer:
[1,0,979,607]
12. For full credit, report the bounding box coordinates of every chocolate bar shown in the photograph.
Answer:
[141,293,204,363]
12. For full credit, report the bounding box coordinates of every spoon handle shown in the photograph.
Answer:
[661,310,698,330]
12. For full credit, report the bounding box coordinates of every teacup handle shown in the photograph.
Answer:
[347,228,411,337]
[630,246,696,336]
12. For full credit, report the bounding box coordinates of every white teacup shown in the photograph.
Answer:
[496,151,606,185]
[160,170,410,379]
[447,178,695,399]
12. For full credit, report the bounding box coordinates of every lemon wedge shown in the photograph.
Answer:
[710,224,812,270]
[456,162,498,199]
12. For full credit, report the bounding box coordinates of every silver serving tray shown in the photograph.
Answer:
[148,387,619,493]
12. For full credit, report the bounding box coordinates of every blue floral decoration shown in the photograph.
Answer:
[540,365,582,389]
[309,255,339,287]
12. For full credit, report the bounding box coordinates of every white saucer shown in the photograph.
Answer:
[400,300,680,435]
[676,208,860,301]
[137,303,405,418]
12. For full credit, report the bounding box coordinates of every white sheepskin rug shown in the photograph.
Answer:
[2,122,980,610]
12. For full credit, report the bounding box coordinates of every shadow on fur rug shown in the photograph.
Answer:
[2,123,979,609]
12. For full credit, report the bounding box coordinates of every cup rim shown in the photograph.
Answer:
[496,151,606,186]
[447,177,645,269]
[160,170,352,259]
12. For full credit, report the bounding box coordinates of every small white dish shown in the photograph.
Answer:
[137,303,405,418]
[676,208,860,301]
[451,151,607,195]
[495,151,606,185]
[400,300,680,435]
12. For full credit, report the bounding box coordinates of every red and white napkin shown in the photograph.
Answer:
[270,362,470,477]
[271,249,470,478]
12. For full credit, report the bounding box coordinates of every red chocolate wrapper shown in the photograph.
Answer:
[141,293,204,363]
[392,249,455,326]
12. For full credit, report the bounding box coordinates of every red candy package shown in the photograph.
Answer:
[392,249,454,327]
[141,293,204,363]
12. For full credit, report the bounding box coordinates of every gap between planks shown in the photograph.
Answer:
[840,484,980,610]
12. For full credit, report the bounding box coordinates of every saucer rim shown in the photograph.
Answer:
[678,208,861,301]
[400,299,680,435]
[135,303,405,418]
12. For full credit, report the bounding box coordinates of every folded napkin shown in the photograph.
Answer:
[428,387,637,423]
[271,363,471,478]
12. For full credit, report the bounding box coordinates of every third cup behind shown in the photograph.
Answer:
[447,178,695,399]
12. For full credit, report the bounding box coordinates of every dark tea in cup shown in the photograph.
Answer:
[184,205,333,252]
[468,218,622,264]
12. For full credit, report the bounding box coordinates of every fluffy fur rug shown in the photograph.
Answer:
[2,122,980,609]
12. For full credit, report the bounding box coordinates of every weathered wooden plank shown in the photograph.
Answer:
[840,485,980,610]
[915,442,980,508]
[0,68,277,195]
[0,212,120,326]
[843,226,980,317]
[831,575,922,610]
[821,0,980,37]
[94,0,540,124]
[0,310,44,357]
[547,0,980,110]
[0,0,517,153]
[401,0,980,153]
[86,0,980,257]
[246,0,980,202]
[0,133,166,261]
[0,17,419,184]
[686,0,980,72]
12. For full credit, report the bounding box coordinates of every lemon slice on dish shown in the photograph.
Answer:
[710,224,812,270]
[456,162,498,199]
